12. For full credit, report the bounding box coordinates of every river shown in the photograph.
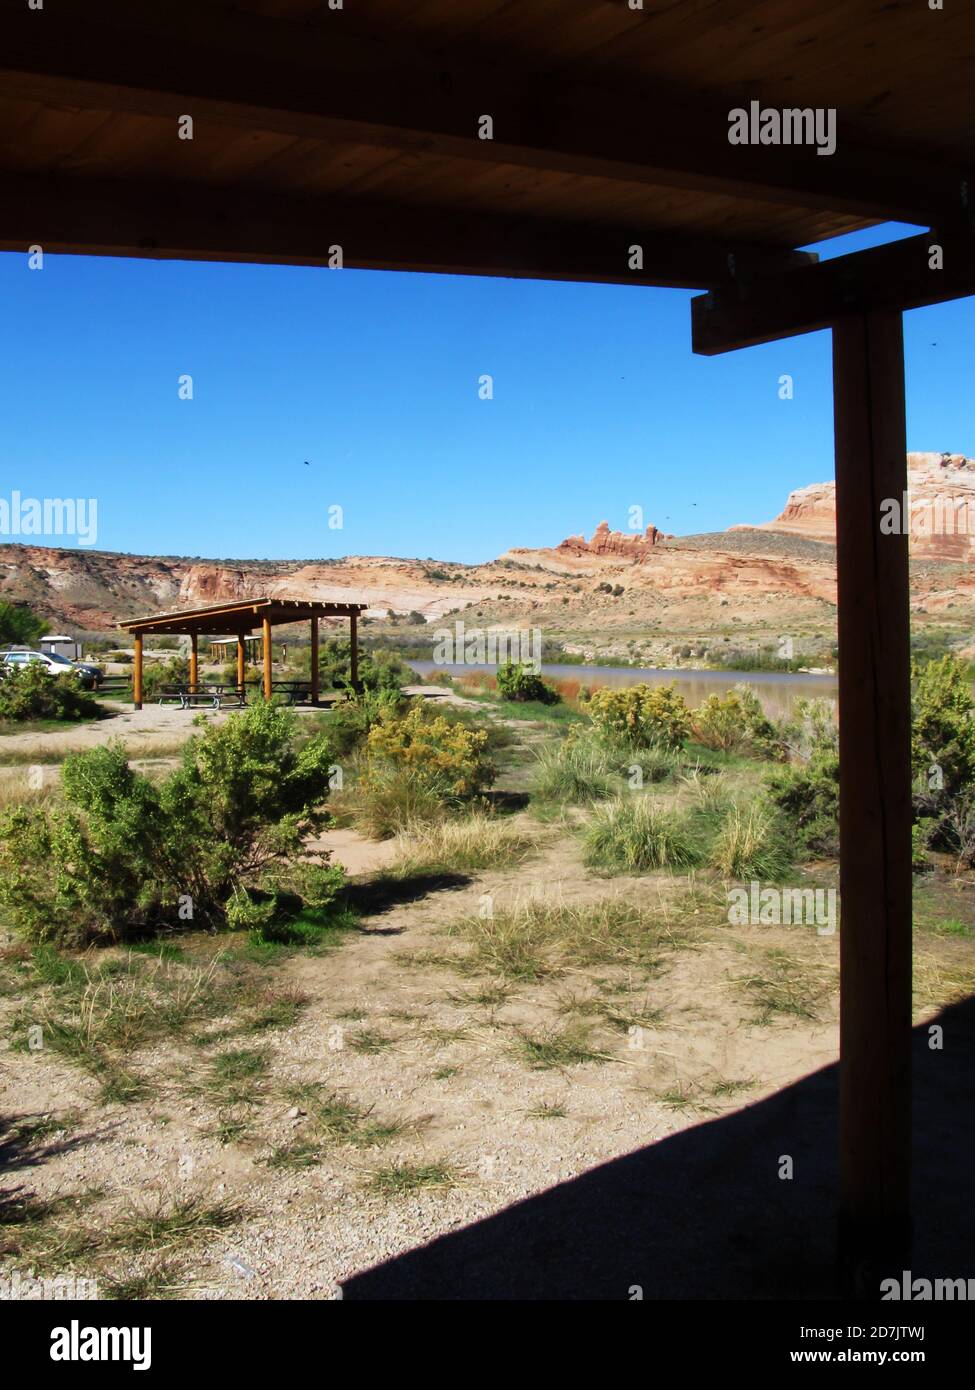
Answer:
[408,660,837,721]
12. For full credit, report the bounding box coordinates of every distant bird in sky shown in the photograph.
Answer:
[303,460,310,466]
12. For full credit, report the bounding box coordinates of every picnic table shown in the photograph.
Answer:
[157,683,248,710]
[270,680,312,705]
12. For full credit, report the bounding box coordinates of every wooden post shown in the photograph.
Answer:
[349,611,359,692]
[237,633,246,698]
[189,632,198,693]
[133,633,143,709]
[262,616,273,700]
[310,616,319,705]
[833,309,912,1289]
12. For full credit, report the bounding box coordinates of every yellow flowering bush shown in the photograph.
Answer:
[363,704,495,799]
[691,686,782,757]
[585,683,690,750]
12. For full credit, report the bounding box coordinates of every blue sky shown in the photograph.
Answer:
[1,224,970,564]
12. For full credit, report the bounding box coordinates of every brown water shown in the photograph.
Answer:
[409,661,838,721]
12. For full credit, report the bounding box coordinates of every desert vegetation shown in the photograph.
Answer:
[0,662,101,729]
[2,653,975,1299]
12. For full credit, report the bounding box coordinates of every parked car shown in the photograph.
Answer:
[1,648,103,689]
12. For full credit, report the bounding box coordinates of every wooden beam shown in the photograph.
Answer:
[237,633,246,699]
[349,612,359,694]
[133,633,143,710]
[262,617,273,702]
[0,172,814,290]
[0,0,964,224]
[833,309,912,1290]
[692,228,975,355]
[189,632,198,694]
[310,617,319,707]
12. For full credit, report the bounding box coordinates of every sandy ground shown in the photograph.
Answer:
[0,685,454,757]
[3,695,973,1300]
[0,822,853,1300]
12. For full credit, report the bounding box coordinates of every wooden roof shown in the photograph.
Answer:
[119,597,367,636]
[2,1,973,294]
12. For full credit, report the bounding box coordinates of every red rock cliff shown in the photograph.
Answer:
[557,520,672,560]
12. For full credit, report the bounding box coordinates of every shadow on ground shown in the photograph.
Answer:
[343,997,975,1299]
[481,791,531,813]
[343,872,472,917]
[1,1111,112,1229]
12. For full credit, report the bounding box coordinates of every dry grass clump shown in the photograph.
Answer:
[448,896,697,981]
[389,813,537,876]
[583,796,701,872]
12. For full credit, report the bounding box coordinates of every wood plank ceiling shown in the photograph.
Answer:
[0,0,972,285]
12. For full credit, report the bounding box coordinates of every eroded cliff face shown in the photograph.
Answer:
[0,545,185,628]
[177,564,257,605]
[733,453,975,557]
[556,520,672,560]
[3,451,972,634]
[0,547,495,630]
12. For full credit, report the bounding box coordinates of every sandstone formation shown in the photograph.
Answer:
[3,453,973,638]
[557,520,672,560]
[733,452,975,558]
[0,546,493,631]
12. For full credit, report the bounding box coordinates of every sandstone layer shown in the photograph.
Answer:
[732,452,975,558]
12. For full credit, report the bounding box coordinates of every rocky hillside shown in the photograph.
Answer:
[2,454,973,658]
[733,452,975,557]
[0,544,504,634]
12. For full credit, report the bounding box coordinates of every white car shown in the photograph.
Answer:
[1,648,102,689]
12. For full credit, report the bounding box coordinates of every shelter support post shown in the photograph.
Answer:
[349,611,359,693]
[237,633,246,697]
[833,309,912,1289]
[262,616,273,701]
[189,633,198,693]
[133,633,143,710]
[310,616,319,705]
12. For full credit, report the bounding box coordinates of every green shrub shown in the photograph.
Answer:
[911,654,975,798]
[631,744,685,784]
[585,683,690,750]
[753,660,975,868]
[692,686,782,758]
[911,822,932,873]
[765,744,839,857]
[309,638,414,693]
[582,796,701,872]
[0,663,100,723]
[778,698,836,761]
[496,661,560,704]
[327,688,408,757]
[0,601,49,646]
[0,702,342,945]
[714,646,803,673]
[218,660,249,689]
[141,654,190,701]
